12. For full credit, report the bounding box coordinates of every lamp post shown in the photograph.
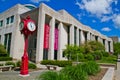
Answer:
[19,16,36,76]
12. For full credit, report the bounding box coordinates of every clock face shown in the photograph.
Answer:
[27,21,36,31]
[19,22,24,30]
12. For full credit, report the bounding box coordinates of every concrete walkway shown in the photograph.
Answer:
[115,55,120,80]
[0,70,46,80]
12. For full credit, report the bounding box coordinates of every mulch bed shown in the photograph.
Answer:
[89,68,108,80]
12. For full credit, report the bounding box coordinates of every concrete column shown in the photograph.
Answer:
[57,22,63,60]
[81,30,85,44]
[48,17,55,60]
[87,32,90,41]
[105,40,109,52]
[36,10,45,63]
[110,41,113,53]
[77,28,79,46]
[70,25,74,45]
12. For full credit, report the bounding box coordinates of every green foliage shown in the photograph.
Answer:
[61,65,88,80]
[82,61,100,75]
[16,61,21,67]
[85,54,94,61]
[92,51,103,60]
[114,42,120,55]
[28,63,37,69]
[0,57,12,61]
[41,60,72,67]
[5,61,16,67]
[38,71,71,80]
[97,55,117,64]
[0,44,7,54]
[0,53,8,57]
[0,64,3,66]
[63,45,81,60]
[88,41,105,51]
[102,51,109,57]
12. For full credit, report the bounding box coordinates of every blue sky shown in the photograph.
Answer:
[0,0,120,41]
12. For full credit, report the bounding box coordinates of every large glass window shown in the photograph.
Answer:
[74,27,77,45]
[6,15,14,25]
[6,18,9,24]
[4,33,12,54]
[10,16,14,23]
[0,20,3,27]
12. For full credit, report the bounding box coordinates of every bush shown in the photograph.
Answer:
[102,51,109,57]
[38,71,70,80]
[41,60,72,67]
[61,65,88,80]
[16,61,21,67]
[0,57,12,61]
[5,61,16,67]
[0,44,7,54]
[29,63,37,69]
[85,54,94,61]
[82,61,100,75]
[0,53,8,57]
[93,51,103,60]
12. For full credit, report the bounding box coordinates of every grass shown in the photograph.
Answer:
[96,55,117,64]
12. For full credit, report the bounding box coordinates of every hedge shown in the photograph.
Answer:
[41,60,72,67]
[0,57,12,61]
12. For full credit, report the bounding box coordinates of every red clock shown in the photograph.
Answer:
[19,16,36,35]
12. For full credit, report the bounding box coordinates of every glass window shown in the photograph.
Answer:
[6,17,9,24]
[0,20,3,27]
[10,16,14,23]
[74,27,77,45]
[4,33,12,54]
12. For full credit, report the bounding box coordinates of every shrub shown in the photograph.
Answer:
[0,44,7,54]
[41,60,72,67]
[61,65,88,80]
[0,57,12,61]
[0,64,3,66]
[102,51,109,57]
[38,71,70,80]
[0,53,8,57]
[29,63,37,69]
[93,51,103,60]
[85,54,94,61]
[16,61,21,67]
[5,62,16,67]
[82,61,100,75]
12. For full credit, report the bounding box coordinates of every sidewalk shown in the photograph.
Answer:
[115,55,120,80]
[0,70,45,80]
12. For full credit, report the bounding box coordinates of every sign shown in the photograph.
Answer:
[54,28,59,50]
[44,24,50,49]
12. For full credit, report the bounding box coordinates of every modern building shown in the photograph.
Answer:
[110,36,119,43]
[0,3,113,63]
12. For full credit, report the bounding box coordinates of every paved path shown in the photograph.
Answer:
[115,55,120,80]
[0,70,46,80]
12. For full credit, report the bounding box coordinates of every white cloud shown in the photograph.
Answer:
[101,27,111,32]
[30,0,50,3]
[77,13,82,20]
[101,16,113,22]
[92,20,96,23]
[75,0,115,17]
[113,14,120,29]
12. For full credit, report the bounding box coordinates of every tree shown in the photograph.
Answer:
[82,41,105,54]
[114,42,120,55]
[63,45,81,61]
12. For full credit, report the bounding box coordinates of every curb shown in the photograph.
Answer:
[102,67,114,80]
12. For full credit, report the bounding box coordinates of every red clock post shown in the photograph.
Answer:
[19,16,36,76]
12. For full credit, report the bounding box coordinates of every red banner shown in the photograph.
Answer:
[54,28,59,50]
[44,24,50,49]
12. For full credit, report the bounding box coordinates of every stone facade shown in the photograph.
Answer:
[0,3,113,63]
